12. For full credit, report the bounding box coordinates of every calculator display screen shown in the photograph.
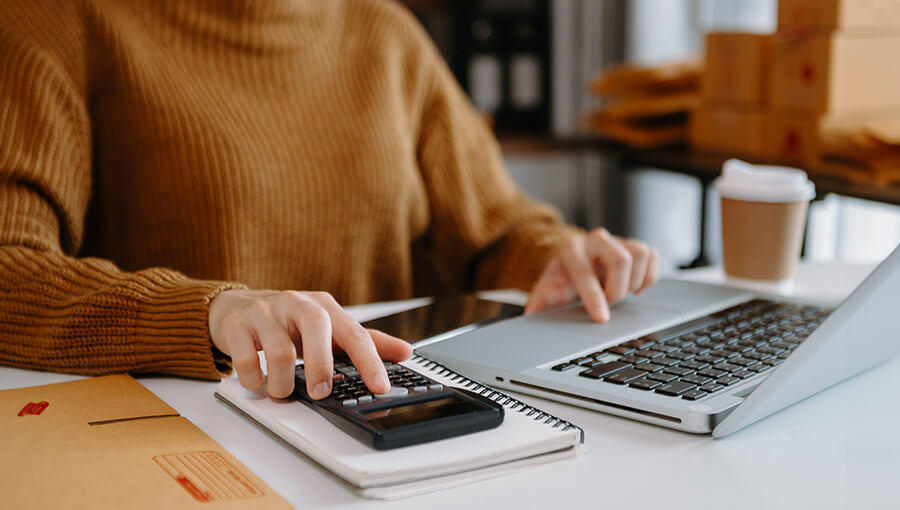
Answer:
[360,395,491,432]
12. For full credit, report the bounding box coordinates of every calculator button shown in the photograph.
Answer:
[428,384,443,391]
[337,366,359,377]
[412,386,428,393]
[374,387,409,399]
[357,395,373,404]
[342,399,358,407]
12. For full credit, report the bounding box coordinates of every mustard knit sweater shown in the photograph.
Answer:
[0,0,569,380]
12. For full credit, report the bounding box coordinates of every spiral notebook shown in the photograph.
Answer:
[215,354,585,500]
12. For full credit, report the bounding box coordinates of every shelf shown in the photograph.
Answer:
[498,134,900,207]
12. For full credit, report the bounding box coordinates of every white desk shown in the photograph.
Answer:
[3,264,899,509]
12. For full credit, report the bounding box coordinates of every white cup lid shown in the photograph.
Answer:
[714,159,815,203]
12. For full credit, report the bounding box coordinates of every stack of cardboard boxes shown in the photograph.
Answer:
[690,0,900,173]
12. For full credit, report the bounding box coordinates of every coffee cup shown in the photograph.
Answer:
[714,159,815,284]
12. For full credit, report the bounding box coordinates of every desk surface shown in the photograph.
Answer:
[3,265,898,509]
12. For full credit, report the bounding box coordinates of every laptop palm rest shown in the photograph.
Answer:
[419,280,752,373]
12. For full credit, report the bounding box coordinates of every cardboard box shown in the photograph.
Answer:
[769,32,900,113]
[689,106,767,157]
[762,113,823,167]
[762,112,900,167]
[1,375,291,509]
[701,32,771,108]
[779,0,900,31]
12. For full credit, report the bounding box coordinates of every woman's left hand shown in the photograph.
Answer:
[525,228,660,322]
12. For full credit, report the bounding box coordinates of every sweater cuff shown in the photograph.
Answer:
[475,225,583,292]
[122,273,246,380]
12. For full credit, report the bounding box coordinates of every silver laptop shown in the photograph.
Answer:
[417,244,900,438]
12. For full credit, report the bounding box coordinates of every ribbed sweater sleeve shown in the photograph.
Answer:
[413,25,572,292]
[0,5,244,379]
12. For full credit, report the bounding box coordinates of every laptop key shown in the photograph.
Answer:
[682,390,708,401]
[679,360,710,371]
[579,361,631,379]
[698,368,727,379]
[669,351,696,361]
[622,338,655,349]
[605,346,635,355]
[732,370,756,379]
[634,362,665,372]
[633,349,663,359]
[655,381,697,396]
[694,355,724,365]
[729,357,759,367]
[745,351,773,361]
[662,366,694,377]
[717,376,741,386]
[680,374,712,386]
[699,383,725,393]
[654,357,681,367]
[604,369,647,384]
[618,355,646,364]
[551,362,578,372]
[630,379,662,391]
[712,362,742,372]
[647,372,678,383]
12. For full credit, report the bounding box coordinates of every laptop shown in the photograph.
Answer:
[416,243,900,437]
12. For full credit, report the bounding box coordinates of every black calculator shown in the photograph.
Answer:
[293,360,504,450]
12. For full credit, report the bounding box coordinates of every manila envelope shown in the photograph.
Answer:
[1,374,291,509]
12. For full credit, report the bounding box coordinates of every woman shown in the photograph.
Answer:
[0,0,658,400]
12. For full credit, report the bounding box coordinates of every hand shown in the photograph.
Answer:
[208,290,413,399]
[525,228,660,323]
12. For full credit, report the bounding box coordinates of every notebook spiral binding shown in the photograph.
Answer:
[411,354,585,443]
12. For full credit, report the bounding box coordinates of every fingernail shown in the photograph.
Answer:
[310,382,330,399]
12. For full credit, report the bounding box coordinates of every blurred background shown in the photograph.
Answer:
[399,0,900,275]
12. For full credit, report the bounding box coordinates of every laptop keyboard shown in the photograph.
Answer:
[550,299,832,402]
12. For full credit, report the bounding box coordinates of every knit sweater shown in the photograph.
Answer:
[0,0,570,380]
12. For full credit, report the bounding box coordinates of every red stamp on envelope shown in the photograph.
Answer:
[18,401,49,417]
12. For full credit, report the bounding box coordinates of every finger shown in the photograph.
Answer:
[225,321,265,391]
[585,229,632,306]
[311,293,391,395]
[557,236,610,322]
[524,260,576,315]
[638,249,661,293]
[368,329,414,361]
[252,313,299,399]
[621,238,650,293]
[288,301,334,400]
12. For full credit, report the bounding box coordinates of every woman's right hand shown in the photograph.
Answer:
[208,290,413,400]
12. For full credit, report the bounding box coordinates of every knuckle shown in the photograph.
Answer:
[309,291,337,304]
[344,328,373,349]
[608,247,632,268]
[302,359,332,377]
[277,290,306,305]
[244,300,271,318]
[627,240,650,259]
[220,312,246,333]
[298,303,331,326]
[232,353,260,374]
[266,343,297,365]
[589,227,610,240]
[562,236,580,254]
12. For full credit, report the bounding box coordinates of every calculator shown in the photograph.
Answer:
[293,360,504,450]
